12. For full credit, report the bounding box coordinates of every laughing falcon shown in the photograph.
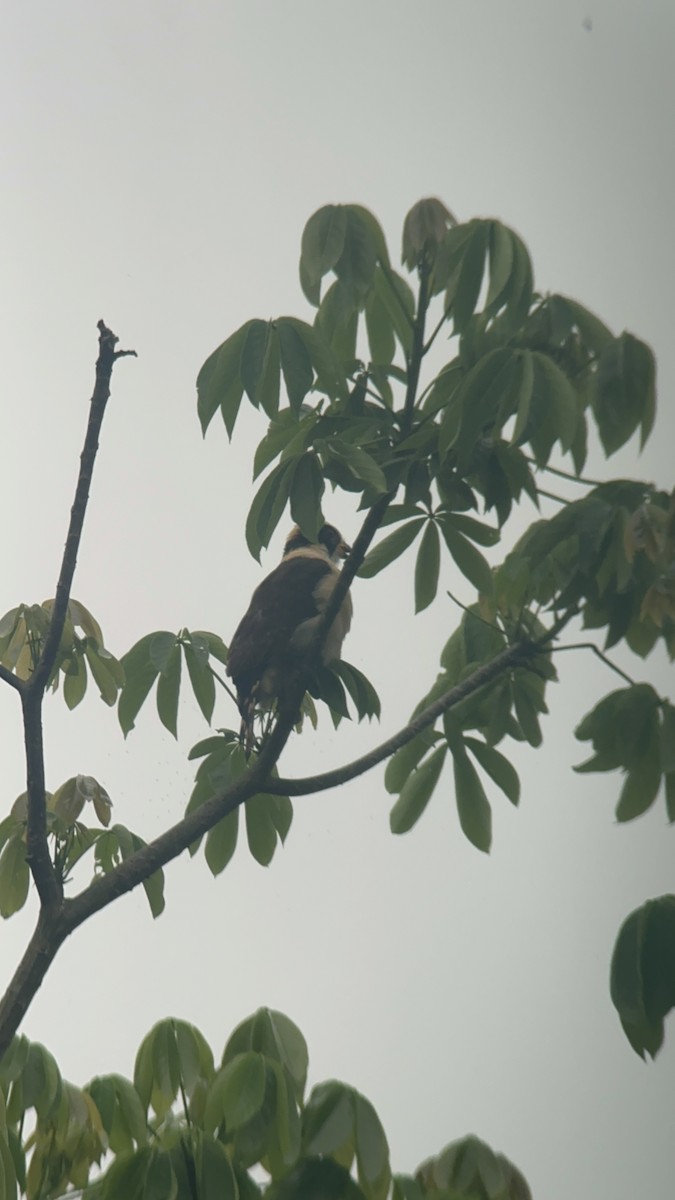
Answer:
[227,524,353,747]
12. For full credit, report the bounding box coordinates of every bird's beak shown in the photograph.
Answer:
[338,539,351,560]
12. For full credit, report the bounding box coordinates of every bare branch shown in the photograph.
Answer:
[21,690,61,909]
[21,323,135,912]
[28,322,134,695]
[0,909,67,1059]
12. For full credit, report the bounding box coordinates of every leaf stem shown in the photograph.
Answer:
[525,456,603,488]
[423,301,453,355]
[551,641,637,687]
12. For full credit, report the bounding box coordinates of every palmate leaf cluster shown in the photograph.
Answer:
[0,773,166,921]
[0,1009,531,1200]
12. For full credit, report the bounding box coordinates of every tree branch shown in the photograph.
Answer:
[268,639,537,796]
[28,323,136,695]
[270,609,579,798]
[22,324,135,913]
[0,663,25,694]
[0,909,67,1059]
[21,689,62,909]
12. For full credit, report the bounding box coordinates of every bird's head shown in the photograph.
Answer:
[283,524,350,563]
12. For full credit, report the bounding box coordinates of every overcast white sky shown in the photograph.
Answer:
[1,2,674,1197]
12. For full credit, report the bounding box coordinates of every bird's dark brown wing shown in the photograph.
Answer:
[227,555,334,700]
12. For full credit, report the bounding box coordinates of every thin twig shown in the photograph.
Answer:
[525,456,603,488]
[423,301,453,355]
[209,665,240,709]
[446,590,502,632]
[536,487,569,505]
[551,641,637,687]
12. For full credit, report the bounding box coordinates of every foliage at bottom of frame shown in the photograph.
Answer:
[0,1008,531,1200]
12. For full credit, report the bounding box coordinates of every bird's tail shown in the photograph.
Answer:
[238,692,258,757]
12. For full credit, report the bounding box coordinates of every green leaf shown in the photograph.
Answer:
[414,521,441,613]
[21,1042,62,1118]
[615,713,662,821]
[249,1009,308,1102]
[453,220,488,333]
[446,513,500,547]
[300,205,348,300]
[315,281,359,365]
[373,265,414,354]
[112,826,166,918]
[452,348,516,470]
[325,441,388,496]
[0,836,29,918]
[183,638,216,724]
[486,220,514,310]
[195,1133,238,1200]
[207,1053,266,1132]
[155,642,182,738]
[148,631,178,673]
[384,729,439,794]
[333,207,378,303]
[552,295,614,353]
[308,665,350,726]
[440,521,493,595]
[512,684,542,747]
[118,633,164,736]
[265,1059,301,1171]
[277,318,314,413]
[284,317,349,401]
[245,794,281,867]
[100,1146,152,1199]
[610,896,675,1059]
[660,704,675,775]
[531,352,579,454]
[303,1081,354,1159]
[509,351,535,444]
[359,519,425,578]
[63,653,88,709]
[241,320,280,417]
[500,230,533,330]
[464,738,520,805]
[289,453,325,542]
[452,749,492,852]
[144,1150,178,1200]
[197,321,250,438]
[593,333,656,455]
[365,288,396,366]
[205,810,239,877]
[402,197,454,270]
[331,660,381,721]
[246,457,297,560]
[85,642,123,706]
[273,1156,364,1199]
[390,746,446,835]
[354,1091,390,1200]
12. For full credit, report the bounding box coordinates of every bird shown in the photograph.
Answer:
[227,523,353,750]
